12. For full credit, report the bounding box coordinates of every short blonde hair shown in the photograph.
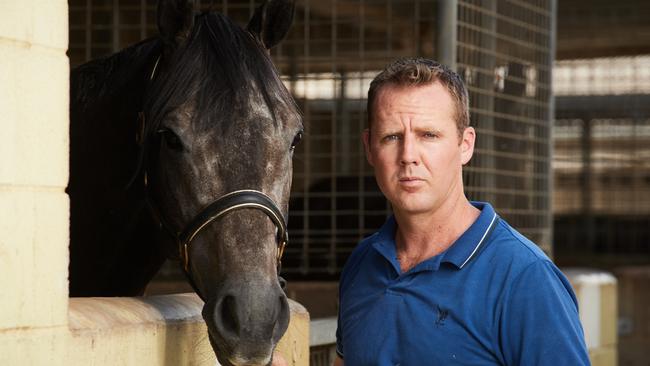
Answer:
[367,57,470,138]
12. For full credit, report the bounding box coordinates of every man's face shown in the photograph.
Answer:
[363,82,475,216]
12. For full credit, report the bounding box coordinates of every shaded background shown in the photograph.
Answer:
[68,1,650,365]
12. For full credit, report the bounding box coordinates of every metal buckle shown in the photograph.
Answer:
[277,240,286,263]
[183,243,190,272]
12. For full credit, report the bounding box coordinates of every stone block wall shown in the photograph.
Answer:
[0,0,70,364]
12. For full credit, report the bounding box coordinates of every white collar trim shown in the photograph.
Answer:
[459,212,498,269]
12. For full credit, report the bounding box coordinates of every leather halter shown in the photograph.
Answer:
[138,54,289,288]
[146,185,288,274]
[177,189,287,272]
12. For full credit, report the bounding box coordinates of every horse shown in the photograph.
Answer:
[67,0,302,364]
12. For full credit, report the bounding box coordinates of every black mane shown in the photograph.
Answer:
[71,38,161,115]
[143,12,298,138]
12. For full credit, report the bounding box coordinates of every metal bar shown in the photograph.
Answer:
[85,0,92,61]
[140,0,147,40]
[329,0,338,274]
[458,20,550,53]
[458,2,550,35]
[357,0,367,242]
[548,0,557,258]
[457,43,552,72]
[301,0,311,275]
[581,118,595,251]
[438,0,457,70]
[112,0,120,53]
[477,0,496,204]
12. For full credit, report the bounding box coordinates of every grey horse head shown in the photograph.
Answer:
[145,1,302,364]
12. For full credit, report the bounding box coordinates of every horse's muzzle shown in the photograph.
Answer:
[203,277,290,365]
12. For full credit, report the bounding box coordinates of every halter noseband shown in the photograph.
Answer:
[146,186,288,274]
[182,189,287,273]
[138,55,288,295]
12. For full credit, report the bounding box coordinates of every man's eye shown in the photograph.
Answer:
[423,132,438,139]
[382,135,400,142]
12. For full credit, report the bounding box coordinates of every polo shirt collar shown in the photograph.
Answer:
[443,201,499,269]
[371,201,499,273]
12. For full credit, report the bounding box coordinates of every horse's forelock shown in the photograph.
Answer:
[144,11,297,139]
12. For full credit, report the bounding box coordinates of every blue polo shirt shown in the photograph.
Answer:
[336,202,590,365]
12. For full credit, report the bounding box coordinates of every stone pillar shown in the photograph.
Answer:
[565,269,618,366]
[0,1,70,364]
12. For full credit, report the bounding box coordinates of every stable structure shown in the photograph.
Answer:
[553,55,650,366]
[0,1,308,365]
[553,56,650,268]
[552,3,650,365]
[0,1,621,365]
[67,0,555,278]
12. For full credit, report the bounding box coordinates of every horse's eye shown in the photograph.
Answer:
[157,128,184,152]
[290,131,303,151]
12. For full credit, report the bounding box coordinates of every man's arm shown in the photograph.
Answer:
[500,260,590,365]
[333,356,344,366]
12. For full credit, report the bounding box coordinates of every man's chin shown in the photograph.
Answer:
[391,197,435,215]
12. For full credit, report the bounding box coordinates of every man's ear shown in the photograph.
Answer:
[157,0,196,48]
[362,128,374,167]
[460,127,476,165]
[247,0,295,49]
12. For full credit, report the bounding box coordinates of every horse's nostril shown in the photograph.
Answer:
[218,295,240,338]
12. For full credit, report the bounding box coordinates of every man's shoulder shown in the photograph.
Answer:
[477,218,578,310]
[489,218,550,263]
[473,218,558,282]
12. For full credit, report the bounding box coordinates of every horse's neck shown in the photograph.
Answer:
[68,39,166,297]
[71,38,160,116]
[69,38,163,205]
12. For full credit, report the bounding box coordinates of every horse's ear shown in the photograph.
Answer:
[157,0,196,47]
[247,0,295,49]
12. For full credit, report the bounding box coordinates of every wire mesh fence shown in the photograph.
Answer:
[68,0,554,279]
[457,0,553,255]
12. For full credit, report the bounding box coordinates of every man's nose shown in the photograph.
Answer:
[400,134,419,166]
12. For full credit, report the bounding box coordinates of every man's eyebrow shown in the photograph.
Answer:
[413,126,442,133]
[374,129,402,136]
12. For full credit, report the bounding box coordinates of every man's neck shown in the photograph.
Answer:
[393,196,480,272]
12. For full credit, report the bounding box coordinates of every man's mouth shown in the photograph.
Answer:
[399,176,423,182]
[398,176,424,188]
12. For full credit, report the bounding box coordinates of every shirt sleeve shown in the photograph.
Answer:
[334,235,376,361]
[499,260,591,366]
[336,310,344,359]
[335,261,348,359]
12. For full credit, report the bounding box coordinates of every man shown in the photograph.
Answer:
[334,58,590,365]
